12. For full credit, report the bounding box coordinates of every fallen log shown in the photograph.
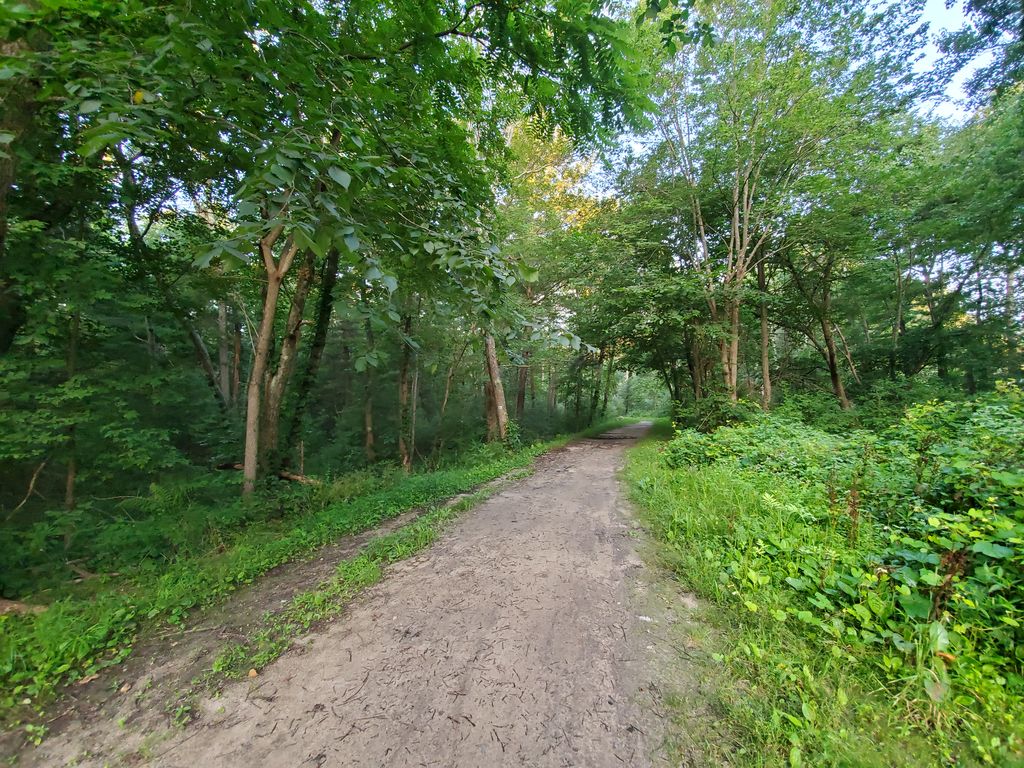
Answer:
[215,463,320,486]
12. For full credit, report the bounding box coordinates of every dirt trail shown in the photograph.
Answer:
[24,422,687,767]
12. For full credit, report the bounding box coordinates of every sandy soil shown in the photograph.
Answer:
[18,422,694,767]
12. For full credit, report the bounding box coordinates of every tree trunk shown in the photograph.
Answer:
[685,328,704,401]
[484,382,499,441]
[727,299,740,401]
[242,232,299,496]
[284,248,340,454]
[601,346,614,416]
[890,249,904,379]
[820,293,851,410]
[757,261,772,410]
[483,334,508,441]
[623,370,632,415]
[363,317,376,463]
[1006,266,1018,372]
[64,312,79,514]
[217,301,232,406]
[515,361,528,420]
[232,317,242,408]
[397,313,414,472]
[588,345,606,424]
[547,367,558,412]
[261,250,317,471]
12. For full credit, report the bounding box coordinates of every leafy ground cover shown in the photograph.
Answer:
[626,386,1024,767]
[0,430,603,737]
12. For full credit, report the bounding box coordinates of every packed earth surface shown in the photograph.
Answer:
[15,424,716,767]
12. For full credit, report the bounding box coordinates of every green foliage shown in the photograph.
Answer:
[631,386,1024,765]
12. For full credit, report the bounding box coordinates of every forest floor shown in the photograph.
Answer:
[13,423,727,767]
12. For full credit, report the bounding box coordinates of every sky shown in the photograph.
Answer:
[916,0,990,120]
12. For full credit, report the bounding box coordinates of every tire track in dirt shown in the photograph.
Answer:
[26,422,672,767]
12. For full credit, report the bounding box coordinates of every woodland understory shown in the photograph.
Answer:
[0,0,1022,764]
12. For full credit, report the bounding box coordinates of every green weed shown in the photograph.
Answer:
[626,387,1024,767]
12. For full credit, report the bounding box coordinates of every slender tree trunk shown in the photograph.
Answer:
[686,328,704,401]
[1007,266,1018,372]
[261,250,316,471]
[397,313,414,472]
[410,358,419,461]
[64,312,79,515]
[284,248,340,453]
[820,291,850,410]
[483,334,508,441]
[623,370,632,416]
[515,361,528,421]
[757,261,772,410]
[588,345,606,424]
[601,346,614,416]
[484,382,499,441]
[242,232,299,496]
[435,336,470,455]
[728,299,741,401]
[363,317,376,463]
[547,367,558,412]
[217,301,231,406]
[179,311,226,409]
[232,317,242,408]
[890,250,904,379]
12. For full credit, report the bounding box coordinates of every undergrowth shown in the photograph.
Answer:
[626,386,1024,767]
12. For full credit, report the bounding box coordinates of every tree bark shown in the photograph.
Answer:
[515,361,528,420]
[242,230,299,496]
[890,249,905,379]
[601,346,615,416]
[363,317,376,463]
[757,260,772,410]
[483,334,508,441]
[217,301,232,406]
[284,248,340,454]
[1007,266,1018,372]
[546,366,558,412]
[820,289,850,410]
[64,312,79,513]
[261,250,317,471]
[397,313,414,472]
[588,345,606,424]
[232,317,242,407]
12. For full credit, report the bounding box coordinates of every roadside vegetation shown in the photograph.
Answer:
[2,0,1021,760]
[627,387,1023,766]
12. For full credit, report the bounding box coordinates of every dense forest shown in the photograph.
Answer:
[1,0,1021,764]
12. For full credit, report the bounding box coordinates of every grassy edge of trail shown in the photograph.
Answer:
[1,421,633,742]
[623,420,979,768]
